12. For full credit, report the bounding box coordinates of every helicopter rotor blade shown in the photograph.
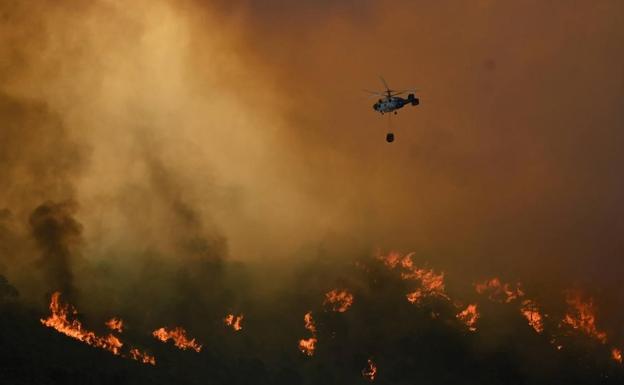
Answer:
[379,76,390,92]
[363,89,386,97]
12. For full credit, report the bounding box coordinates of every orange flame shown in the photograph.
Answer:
[129,347,156,365]
[362,358,377,382]
[106,317,124,333]
[152,327,202,352]
[303,311,316,334]
[40,292,123,355]
[561,292,607,343]
[406,289,424,304]
[612,348,623,364]
[299,311,317,356]
[475,277,524,303]
[520,299,544,334]
[224,314,244,331]
[379,252,448,304]
[377,250,410,269]
[298,337,318,356]
[323,289,354,312]
[456,304,479,332]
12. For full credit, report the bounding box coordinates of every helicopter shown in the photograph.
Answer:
[366,77,419,142]
[367,77,419,115]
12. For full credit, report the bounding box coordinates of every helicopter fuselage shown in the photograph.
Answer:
[373,93,419,114]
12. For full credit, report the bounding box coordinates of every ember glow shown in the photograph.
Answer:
[561,292,607,343]
[41,292,124,355]
[475,278,524,303]
[298,311,318,356]
[612,348,623,364]
[323,289,354,312]
[106,317,124,333]
[520,299,545,333]
[362,358,377,382]
[456,304,479,332]
[152,327,202,352]
[224,314,243,331]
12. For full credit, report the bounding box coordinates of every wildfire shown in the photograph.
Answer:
[298,311,318,356]
[377,250,411,269]
[152,327,202,352]
[520,299,544,333]
[561,292,607,343]
[406,290,423,304]
[379,251,448,304]
[129,348,156,365]
[41,292,124,355]
[298,337,317,356]
[612,348,623,364]
[323,289,354,312]
[362,358,377,382]
[224,314,244,331]
[303,311,316,334]
[475,277,524,303]
[456,304,479,332]
[106,317,124,333]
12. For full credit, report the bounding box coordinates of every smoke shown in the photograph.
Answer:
[29,201,83,298]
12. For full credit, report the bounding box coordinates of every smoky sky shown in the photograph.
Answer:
[0,0,623,313]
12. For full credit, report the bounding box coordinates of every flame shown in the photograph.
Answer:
[129,348,156,365]
[561,292,607,343]
[152,327,202,352]
[520,299,544,333]
[303,311,317,334]
[612,348,623,364]
[298,311,317,356]
[379,252,448,304]
[406,289,424,304]
[323,289,354,312]
[298,337,318,356]
[377,250,410,269]
[106,317,124,333]
[475,277,524,303]
[41,292,124,355]
[224,314,244,331]
[456,304,479,332]
[361,358,377,382]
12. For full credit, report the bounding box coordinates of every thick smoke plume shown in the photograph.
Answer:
[29,201,82,298]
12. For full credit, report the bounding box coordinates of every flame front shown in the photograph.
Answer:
[520,299,544,333]
[561,292,607,343]
[106,317,124,333]
[475,278,524,303]
[298,311,317,356]
[129,348,156,365]
[456,304,479,332]
[379,251,448,304]
[41,292,124,355]
[224,314,244,331]
[323,289,354,312]
[362,358,377,382]
[152,327,202,352]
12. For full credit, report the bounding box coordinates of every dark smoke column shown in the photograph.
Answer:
[29,201,82,297]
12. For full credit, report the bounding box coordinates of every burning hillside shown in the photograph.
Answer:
[10,250,618,385]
